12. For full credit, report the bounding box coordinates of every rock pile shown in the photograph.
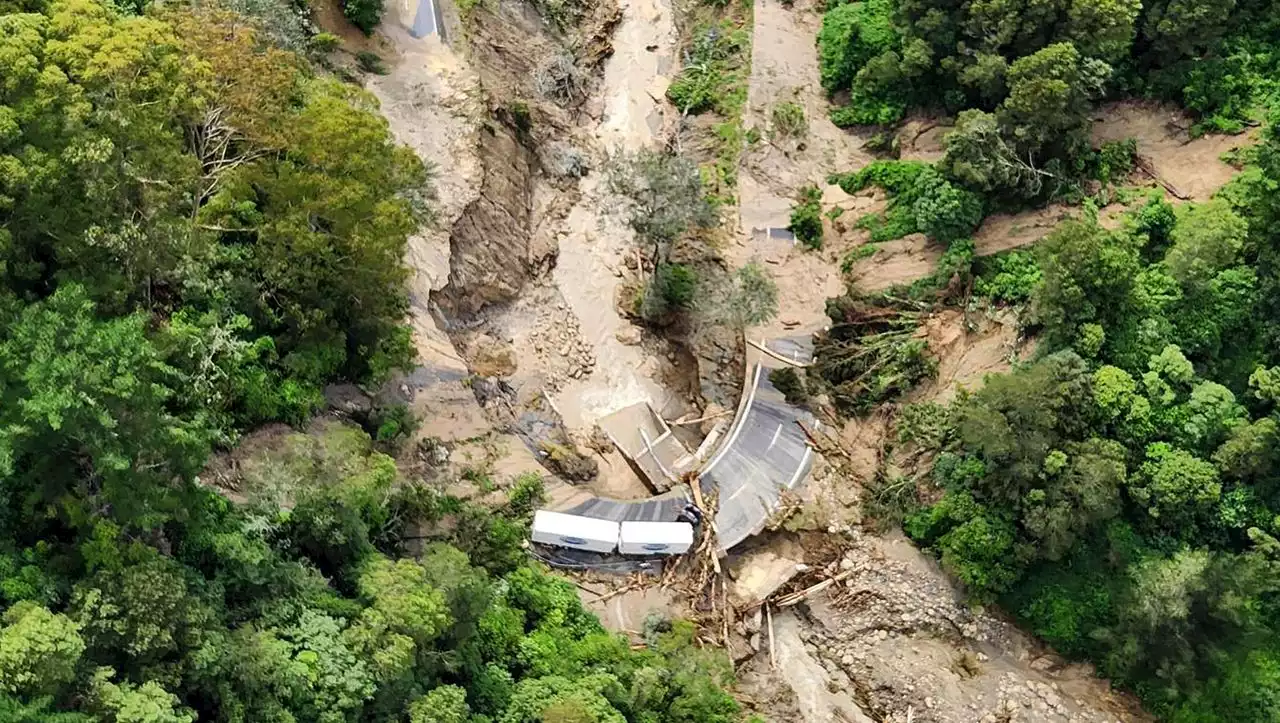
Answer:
[530,297,598,391]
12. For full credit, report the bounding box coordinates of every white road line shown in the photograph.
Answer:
[767,423,783,450]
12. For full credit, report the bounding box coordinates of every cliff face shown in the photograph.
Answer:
[434,0,619,319]
[439,118,538,316]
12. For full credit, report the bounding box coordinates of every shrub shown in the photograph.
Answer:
[509,101,533,135]
[369,404,419,450]
[655,263,699,309]
[704,263,779,329]
[667,23,749,115]
[356,50,388,74]
[789,184,824,249]
[343,0,384,34]
[639,263,699,322]
[309,32,341,53]
[771,101,807,137]
[817,0,897,95]
[769,368,809,404]
[1092,138,1138,185]
[975,250,1042,303]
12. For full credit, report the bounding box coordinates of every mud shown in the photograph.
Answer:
[366,19,494,443]
[912,308,1028,405]
[1091,99,1257,202]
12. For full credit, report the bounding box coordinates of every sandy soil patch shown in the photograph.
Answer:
[736,0,874,235]
[897,115,951,163]
[839,411,891,484]
[365,20,494,442]
[913,308,1027,405]
[597,0,677,149]
[578,582,678,633]
[769,610,876,723]
[584,448,658,499]
[1091,99,1257,202]
[730,530,1151,722]
[550,186,690,429]
[313,0,390,54]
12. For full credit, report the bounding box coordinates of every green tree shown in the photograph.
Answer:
[911,168,984,243]
[953,351,1094,504]
[356,556,450,646]
[1065,0,1142,61]
[409,685,470,723]
[817,0,898,95]
[702,263,779,329]
[0,602,85,697]
[1130,442,1222,531]
[1032,219,1143,351]
[71,551,216,670]
[343,0,384,33]
[1140,0,1238,63]
[998,42,1109,152]
[1164,200,1248,289]
[941,109,1049,198]
[89,668,195,723]
[1022,439,1126,560]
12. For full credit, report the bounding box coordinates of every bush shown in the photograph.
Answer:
[704,263,779,329]
[369,404,418,450]
[975,250,1041,303]
[639,263,699,322]
[667,22,749,115]
[769,368,809,404]
[789,184,824,249]
[656,263,699,309]
[356,50,388,75]
[817,0,897,95]
[309,32,341,54]
[771,101,807,137]
[343,0,384,34]
[911,170,984,244]
[1091,138,1138,185]
[830,162,982,244]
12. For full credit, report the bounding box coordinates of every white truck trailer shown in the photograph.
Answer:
[531,511,620,553]
[618,520,694,555]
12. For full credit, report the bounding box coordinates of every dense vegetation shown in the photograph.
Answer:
[0,1,745,720]
[818,0,1279,202]
[607,149,777,329]
[893,116,1280,719]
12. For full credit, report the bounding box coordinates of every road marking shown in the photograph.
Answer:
[767,423,783,450]
[701,363,763,475]
[785,447,813,490]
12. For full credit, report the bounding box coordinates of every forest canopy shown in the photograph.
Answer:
[818,0,1279,202]
[891,111,1280,721]
[0,0,746,721]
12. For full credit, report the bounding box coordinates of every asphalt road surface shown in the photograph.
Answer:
[562,490,690,522]
[411,0,443,38]
[699,344,818,551]
[544,333,818,553]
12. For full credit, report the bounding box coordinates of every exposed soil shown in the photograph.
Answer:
[366,20,494,443]
[1091,99,1257,202]
[578,581,677,633]
[313,0,389,54]
[736,0,874,236]
[912,308,1028,405]
[732,531,1151,723]
[897,116,951,163]
[359,1,1230,720]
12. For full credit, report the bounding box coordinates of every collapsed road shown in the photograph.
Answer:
[544,333,819,553]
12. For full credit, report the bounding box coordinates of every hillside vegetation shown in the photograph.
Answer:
[808,1,1280,719]
[819,0,1277,204]
[897,157,1280,719]
[0,1,746,721]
